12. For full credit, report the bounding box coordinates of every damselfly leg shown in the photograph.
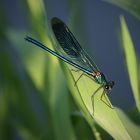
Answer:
[91,86,103,115]
[101,90,114,109]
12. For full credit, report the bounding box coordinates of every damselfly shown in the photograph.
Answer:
[25,17,114,113]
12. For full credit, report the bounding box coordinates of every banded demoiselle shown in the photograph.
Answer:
[25,17,114,112]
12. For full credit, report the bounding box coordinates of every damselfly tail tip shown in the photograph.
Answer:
[24,36,32,42]
[24,35,29,40]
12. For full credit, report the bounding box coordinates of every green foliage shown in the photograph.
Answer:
[116,108,140,139]
[0,0,140,140]
[120,16,140,112]
[65,67,139,140]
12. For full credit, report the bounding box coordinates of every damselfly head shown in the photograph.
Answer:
[104,81,114,91]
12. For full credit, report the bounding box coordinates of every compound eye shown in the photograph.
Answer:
[105,85,110,90]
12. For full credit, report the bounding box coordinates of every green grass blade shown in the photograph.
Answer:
[103,0,140,20]
[63,66,133,140]
[25,0,50,90]
[120,16,140,112]
[26,0,47,37]
[116,108,140,140]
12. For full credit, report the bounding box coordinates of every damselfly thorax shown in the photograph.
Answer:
[91,71,114,91]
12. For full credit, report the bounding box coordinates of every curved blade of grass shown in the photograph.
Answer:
[63,67,102,140]
[103,0,140,20]
[63,66,132,140]
[26,0,47,36]
[116,108,140,140]
[120,16,140,112]
[25,0,50,89]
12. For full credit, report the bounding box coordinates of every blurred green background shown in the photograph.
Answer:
[0,0,140,140]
